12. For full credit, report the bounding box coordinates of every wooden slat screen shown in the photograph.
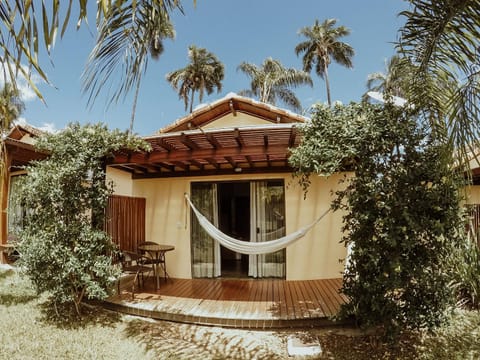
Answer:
[466,204,480,247]
[106,195,146,251]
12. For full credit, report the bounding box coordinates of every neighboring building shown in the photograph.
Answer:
[0,124,47,262]
[106,94,349,280]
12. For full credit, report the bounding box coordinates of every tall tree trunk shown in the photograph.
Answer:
[129,77,142,134]
[189,87,195,113]
[324,63,331,106]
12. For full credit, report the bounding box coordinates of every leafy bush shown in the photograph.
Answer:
[290,102,465,336]
[14,123,149,315]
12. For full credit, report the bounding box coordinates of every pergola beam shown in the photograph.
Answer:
[113,144,289,164]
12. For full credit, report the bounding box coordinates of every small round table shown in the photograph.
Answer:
[137,243,175,289]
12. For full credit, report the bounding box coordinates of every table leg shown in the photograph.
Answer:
[155,262,160,289]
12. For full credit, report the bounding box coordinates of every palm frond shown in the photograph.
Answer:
[275,87,302,112]
[0,1,184,103]
[398,0,480,169]
[82,2,177,110]
[237,57,310,110]
[295,18,354,105]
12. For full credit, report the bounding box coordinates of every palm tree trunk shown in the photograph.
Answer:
[261,79,269,103]
[189,87,195,113]
[324,63,332,106]
[129,77,142,134]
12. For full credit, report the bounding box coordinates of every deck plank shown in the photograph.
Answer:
[284,281,298,319]
[316,279,339,316]
[293,281,310,318]
[277,280,288,318]
[304,280,328,317]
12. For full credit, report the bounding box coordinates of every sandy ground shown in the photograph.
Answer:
[124,314,369,359]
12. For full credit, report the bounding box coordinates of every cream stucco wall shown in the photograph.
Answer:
[465,186,480,204]
[106,167,133,196]
[125,172,348,280]
[285,174,348,280]
[201,113,275,130]
[20,134,35,144]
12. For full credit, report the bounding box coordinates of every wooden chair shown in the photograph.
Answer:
[117,250,153,300]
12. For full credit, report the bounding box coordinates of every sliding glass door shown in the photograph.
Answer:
[190,183,220,277]
[249,180,286,278]
[190,179,286,278]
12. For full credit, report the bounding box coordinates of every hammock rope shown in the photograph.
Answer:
[185,193,331,255]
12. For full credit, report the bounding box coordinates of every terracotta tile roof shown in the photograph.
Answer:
[158,93,308,134]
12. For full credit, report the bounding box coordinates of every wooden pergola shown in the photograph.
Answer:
[108,96,307,179]
[109,125,301,178]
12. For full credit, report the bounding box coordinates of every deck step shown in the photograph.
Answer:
[103,277,348,329]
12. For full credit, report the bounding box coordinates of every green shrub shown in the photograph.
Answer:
[290,102,465,337]
[14,123,149,315]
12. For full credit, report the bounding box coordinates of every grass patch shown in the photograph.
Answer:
[1,267,479,359]
[0,268,155,360]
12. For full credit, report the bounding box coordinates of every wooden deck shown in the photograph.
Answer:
[104,277,348,328]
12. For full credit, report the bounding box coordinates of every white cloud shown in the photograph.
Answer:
[38,122,57,133]
[0,63,44,102]
[15,117,57,133]
[15,117,27,126]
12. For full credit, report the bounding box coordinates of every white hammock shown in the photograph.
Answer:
[185,193,331,255]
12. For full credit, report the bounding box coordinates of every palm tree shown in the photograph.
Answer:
[0,83,25,132]
[82,3,175,132]
[398,0,480,167]
[295,18,354,106]
[0,82,25,198]
[237,57,312,112]
[362,55,418,102]
[0,1,186,104]
[166,45,224,113]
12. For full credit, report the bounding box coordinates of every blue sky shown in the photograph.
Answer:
[20,0,409,136]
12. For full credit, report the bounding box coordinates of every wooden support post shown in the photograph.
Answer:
[0,151,11,263]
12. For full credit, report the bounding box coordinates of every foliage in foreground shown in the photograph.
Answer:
[14,123,149,315]
[290,102,466,336]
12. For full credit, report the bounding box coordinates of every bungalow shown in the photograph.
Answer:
[106,94,349,281]
[3,95,480,277]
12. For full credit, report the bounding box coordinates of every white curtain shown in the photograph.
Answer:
[7,175,25,236]
[249,181,286,278]
[190,183,220,278]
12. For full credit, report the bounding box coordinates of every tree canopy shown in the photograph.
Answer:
[237,57,312,112]
[166,45,225,113]
[295,18,354,106]
[0,1,187,103]
[290,101,465,336]
[82,2,176,133]
[397,0,480,168]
